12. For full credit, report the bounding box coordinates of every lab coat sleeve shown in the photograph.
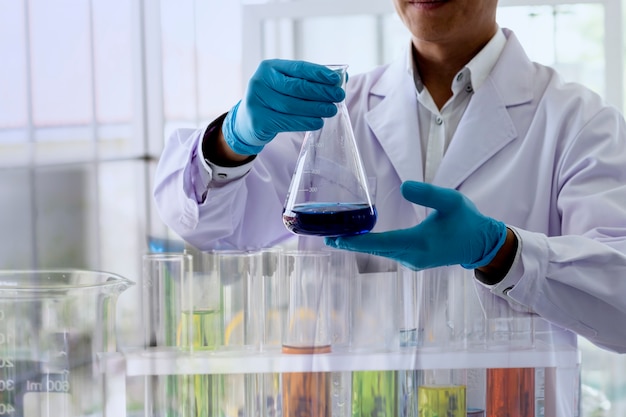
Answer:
[490,106,626,353]
[153,126,300,250]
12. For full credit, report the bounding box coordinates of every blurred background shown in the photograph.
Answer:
[0,0,624,415]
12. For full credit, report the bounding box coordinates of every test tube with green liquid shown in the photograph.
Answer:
[142,252,222,417]
[350,261,398,417]
[352,370,397,417]
[178,251,224,417]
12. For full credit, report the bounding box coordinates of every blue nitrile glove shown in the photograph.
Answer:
[325,181,508,271]
[222,59,346,155]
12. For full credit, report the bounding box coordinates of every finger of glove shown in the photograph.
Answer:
[262,72,345,104]
[325,230,414,253]
[250,88,339,119]
[400,181,465,213]
[256,113,326,137]
[264,59,342,86]
[255,61,344,102]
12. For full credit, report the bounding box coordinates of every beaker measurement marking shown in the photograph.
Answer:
[0,379,14,391]
[0,403,15,415]
[299,187,318,193]
[25,378,69,393]
[0,359,14,368]
[303,169,321,175]
[0,333,14,345]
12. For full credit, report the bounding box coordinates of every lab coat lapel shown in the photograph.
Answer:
[364,61,424,184]
[432,80,517,189]
[432,30,534,190]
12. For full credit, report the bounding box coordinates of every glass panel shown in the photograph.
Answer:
[33,164,98,269]
[578,337,622,416]
[260,15,381,75]
[296,16,380,74]
[262,18,296,59]
[161,0,198,122]
[497,4,605,98]
[93,0,134,124]
[29,0,93,127]
[98,160,146,347]
[0,169,34,268]
[381,12,411,65]
[196,0,243,121]
[0,1,28,130]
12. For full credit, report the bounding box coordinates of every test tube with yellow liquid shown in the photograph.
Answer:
[418,370,467,417]
[281,251,332,417]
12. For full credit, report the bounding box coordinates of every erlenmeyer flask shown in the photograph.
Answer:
[283,64,377,237]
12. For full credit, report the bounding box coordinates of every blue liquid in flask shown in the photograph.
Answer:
[282,202,377,237]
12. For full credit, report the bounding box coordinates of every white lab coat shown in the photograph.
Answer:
[154,29,626,358]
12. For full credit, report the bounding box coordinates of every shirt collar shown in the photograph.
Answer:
[406,26,506,93]
[465,26,506,91]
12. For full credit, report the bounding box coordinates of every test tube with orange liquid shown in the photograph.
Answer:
[281,251,332,417]
[486,368,535,417]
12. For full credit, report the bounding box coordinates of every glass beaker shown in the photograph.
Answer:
[282,64,377,237]
[0,270,133,417]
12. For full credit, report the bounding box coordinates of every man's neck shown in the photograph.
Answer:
[412,30,496,109]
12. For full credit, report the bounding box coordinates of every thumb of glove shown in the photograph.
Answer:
[400,181,508,269]
[400,181,463,212]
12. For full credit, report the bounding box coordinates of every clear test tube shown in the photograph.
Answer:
[259,246,286,417]
[350,258,398,417]
[260,247,286,351]
[281,250,332,417]
[466,368,487,417]
[325,248,356,417]
[142,252,199,417]
[464,283,488,416]
[480,287,535,350]
[465,281,488,351]
[212,250,263,417]
[417,266,467,351]
[397,265,419,349]
[397,265,420,417]
[142,252,194,349]
[418,369,467,417]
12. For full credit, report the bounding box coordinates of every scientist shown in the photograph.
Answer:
[153,0,626,360]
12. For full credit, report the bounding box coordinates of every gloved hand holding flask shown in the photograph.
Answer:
[325,181,508,271]
[222,59,346,156]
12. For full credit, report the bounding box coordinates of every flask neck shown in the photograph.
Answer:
[327,64,348,90]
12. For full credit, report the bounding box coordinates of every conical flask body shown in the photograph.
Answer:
[283,65,377,237]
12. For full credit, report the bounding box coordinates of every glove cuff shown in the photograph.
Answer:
[461,221,508,270]
[223,101,265,156]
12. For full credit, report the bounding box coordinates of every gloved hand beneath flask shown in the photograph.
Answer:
[222,59,346,155]
[325,181,508,271]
